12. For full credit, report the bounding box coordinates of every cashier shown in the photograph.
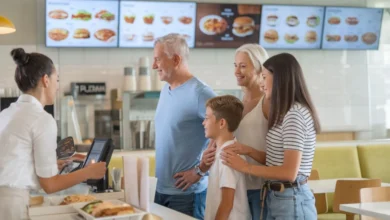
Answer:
[0,48,107,220]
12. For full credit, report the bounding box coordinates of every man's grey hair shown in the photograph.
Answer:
[154,33,190,64]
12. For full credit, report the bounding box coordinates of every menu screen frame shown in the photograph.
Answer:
[45,0,120,48]
[320,6,384,50]
[259,4,326,50]
[195,3,263,49]
[118,0,197,49]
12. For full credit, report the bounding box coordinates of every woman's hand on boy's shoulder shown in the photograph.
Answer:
[224,142,251,155]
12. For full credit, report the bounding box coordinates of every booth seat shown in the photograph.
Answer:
[314,143,390,219]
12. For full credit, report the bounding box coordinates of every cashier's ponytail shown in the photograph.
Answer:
[11,48,54,93]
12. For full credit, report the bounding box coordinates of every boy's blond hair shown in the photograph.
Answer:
[206,95,244,132]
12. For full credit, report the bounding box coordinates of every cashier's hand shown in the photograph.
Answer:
[57,160,72,171]
[174,169,201,191]
[85,162,107,179]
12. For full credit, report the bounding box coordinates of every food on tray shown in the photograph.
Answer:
[161,16,173,24]
[306,15,320,27]
[284,33,299,44]
[264,29,278,43]
[237,4,261,15]
[286,15,299,27]
[362,32,377,45]
[48,28,69,41]
[143,32,154,41]
[48,10,68,19]
[72,10,92,21]
[29,196,44,206]
[233,16,254,36]
[305,31,317,43]
[95,10,115,21]
[345,17,358,25]
[73,28,90,39]
[328,17,340,24]
[81,201,135,217]
[143,14,154,24]
[326,34,341,42]
[94,29,116,42]
[202,16,228,34]
[344,35,358,42]
[179,16,192,24]
[60,195,97,205]
[267,14,278,26]
[124,15,135,24]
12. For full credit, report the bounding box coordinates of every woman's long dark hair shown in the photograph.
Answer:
[263,53,321,133]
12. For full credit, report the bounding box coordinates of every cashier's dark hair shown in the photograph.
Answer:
[263,53,321,134]
[11,48,54,93]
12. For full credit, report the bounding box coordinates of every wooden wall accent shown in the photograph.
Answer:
[316,132,355,142]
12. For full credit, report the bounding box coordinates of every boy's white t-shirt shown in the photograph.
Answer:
[204,140,251,220]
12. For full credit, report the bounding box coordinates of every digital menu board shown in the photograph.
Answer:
[321,7,383,50]
[118,1,196,48]
[46,0,120,47]
[195,4,262,48]
[259,5,325,49]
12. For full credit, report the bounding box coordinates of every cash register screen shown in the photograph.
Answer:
[83,140,107,167]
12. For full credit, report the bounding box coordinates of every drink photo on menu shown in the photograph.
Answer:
[195,3,261,48]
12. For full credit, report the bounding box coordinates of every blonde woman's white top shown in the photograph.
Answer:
[234,96,268,190]
[0,94,58,190]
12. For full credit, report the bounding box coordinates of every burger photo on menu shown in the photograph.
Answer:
[94,29,116,42]
[161,16,173,25]
[266,14,278,27]
[345,17,359,25]
[124,15,135,24]
[362,32,377,45]
[328,16,340,24]
[264,29,279,43]
[48,28,69,41]
[143,32,154,42]
[305,31,317,43]
[232,16,255,37]
[49,9,68,19]
[326,34,341,42]
[95,10,115,21]
[73,28,90,39]
[72,10,92,21]
[143,14,154,24]
[306,15,320,27]
[344,35,358,42]
[179,16,193,24]
[284,33,299,44]
[199,15,228,35]
[286,15,299,27]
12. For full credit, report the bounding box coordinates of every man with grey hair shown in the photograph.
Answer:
[153,33,216,219]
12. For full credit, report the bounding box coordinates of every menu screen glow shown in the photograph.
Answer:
[259,5,325,49]
[321,7,383,49]
[46,0,119,47]
[119,1,196,48]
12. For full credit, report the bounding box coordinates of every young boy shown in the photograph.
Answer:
[203,95,251,220]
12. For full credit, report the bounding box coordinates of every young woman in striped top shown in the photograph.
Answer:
[222,53,321,220]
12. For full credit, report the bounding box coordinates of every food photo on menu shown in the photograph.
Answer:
[118,1,196,48]
[45,0,119,47]
[259,5,325,49]
[195,3,261,48]
[321,7,383,49]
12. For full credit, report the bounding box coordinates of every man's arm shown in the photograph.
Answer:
[215,187,235,220]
